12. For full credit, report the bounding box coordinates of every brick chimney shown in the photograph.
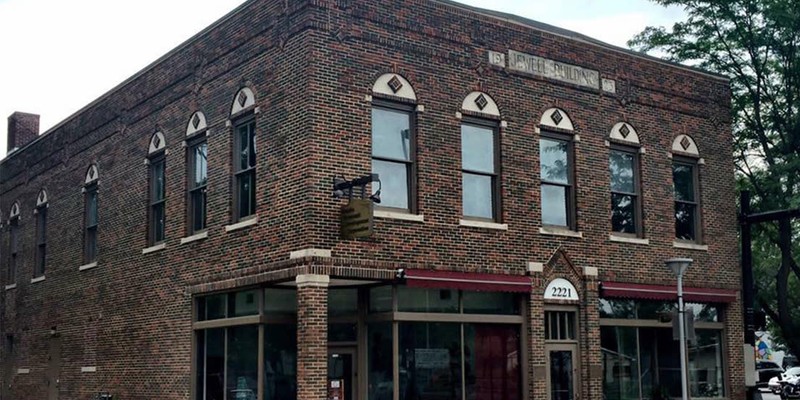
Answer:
[7,112,40,154]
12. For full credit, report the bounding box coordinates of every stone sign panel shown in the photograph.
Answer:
[507,50,600,89]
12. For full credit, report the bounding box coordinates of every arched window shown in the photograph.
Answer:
[671,134,702,242]
[460,91,501,222]
[539,108,577,230]
[7,202,20,286]
[608,122,642,237]
[84,164,99,264]
[186,111,208,234]
[230,87,257,222]
[148,132,167,245]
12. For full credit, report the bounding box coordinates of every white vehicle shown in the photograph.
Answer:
[770,367,800,394]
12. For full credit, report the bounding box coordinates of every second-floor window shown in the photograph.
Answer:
[8,215,19,284]
[85,183,98,263]
[188,139,208,233]
[540,134,574,229]
[34,204,47,277]
[461,121,499,220]
[609,148,640,235]
[149,155,166,245]
[234,119,256,221]
[673,158,700,241]
[371,104,415,211]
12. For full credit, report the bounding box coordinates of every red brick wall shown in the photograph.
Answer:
[0,0,739,399]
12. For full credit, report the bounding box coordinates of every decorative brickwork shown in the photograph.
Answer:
[296,274,329,400]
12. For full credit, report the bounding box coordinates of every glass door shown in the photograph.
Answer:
[329,348,357,400]
[547,344,579,400]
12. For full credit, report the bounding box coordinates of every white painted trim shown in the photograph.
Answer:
[142,242,166,254]
[31,276,45,284]
[609,235,650,245]
[180,231,208,245]
[459,219,508,230]
[81,366,97,373]
[225,216,258,232]
[539,227,583,238]
[527,262,544,273]
[295,274,330,288]
[672,241,709,251]
[583,266,599,276]
[78,262,98,271]
[372,73,417,101]
[289,248,332,259]
[16,368,29,374]
[4,284,16,290]
[374,210,425,223]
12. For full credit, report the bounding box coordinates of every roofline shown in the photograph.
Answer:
[436,0,729,81]
[1,0,258,165]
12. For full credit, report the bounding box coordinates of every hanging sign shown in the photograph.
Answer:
[544,278,579,301]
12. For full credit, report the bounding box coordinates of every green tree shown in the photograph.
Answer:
[629,0,800,358]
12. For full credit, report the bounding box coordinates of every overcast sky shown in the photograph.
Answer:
[0,0,684,158]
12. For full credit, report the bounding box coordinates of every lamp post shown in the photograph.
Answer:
[666,258,693,400]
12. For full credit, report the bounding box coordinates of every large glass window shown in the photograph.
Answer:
[234,119,257,221]
[461,122,499,220]
[264,324,297,400]
[34,205,47,277]
[672,159,699,241]
[148,155,166,245]
[464,324,521,400]
[84,183,98,263]
[368,322,394,400]
[399,322,463,400]
[8,216,19,284]
[372,105,414,211]
[540,136,573,228]
[188,139,208,234]
[610,148,640,235]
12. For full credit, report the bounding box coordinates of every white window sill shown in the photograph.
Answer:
[609,234,650,245]
[289,248,332,259]
[4,284,16,291]
[459,219,508,230]
[79,262,98,271]
[81,366,97,373]
[374,210,425,223]
[16,368,29,374]
[225,216,258,232]
[539,226,583,238]
[142,242,166,254]
[180,231,208,244]
[673,241,708,251]
[31,276,45,284]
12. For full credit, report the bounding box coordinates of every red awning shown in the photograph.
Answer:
[404,269,532,293]
[601,281,738,303]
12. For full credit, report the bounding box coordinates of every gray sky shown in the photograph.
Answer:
[0,0,684,157]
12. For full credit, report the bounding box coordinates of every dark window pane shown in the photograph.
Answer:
[541,184,568,226]
[397,287,458,313]
[369,286,393,313]
[87,190,98,227]
[202,294,227,320]
[372,108,411,161]
[229,290,259,317]
[610,150,635,193]
[550,351,574,400]
[202,328,225,400]
[463,173,493,219]
[151,160,165,202]
[368,322,393,400]
[686,303,719,322]
[463,292,519,315]
[465,324,521,400]
[36,245,46,277]
[329,289,358,317]
[86,228,97,263]
[599,299,636,319]
[264,324,297,400]
[461,124,495,173]
[399,322,462,400]
[601,326,640,400]
[238,123,254,171]
[152,203,165,242]
[690,330,724,397]
[193,142,208,188]
[372,159,409,210]
[226,325,258,398]
[329,323,358,342]
[675,202,696,240]
[540,138,569,184]
[237,171,256,219]
[672,163,695,202]
[191,189,207,231]
[611,193,636,234]
[36,208,47,243]
[264,288,297,317]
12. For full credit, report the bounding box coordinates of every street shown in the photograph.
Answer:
[758,388,780,400]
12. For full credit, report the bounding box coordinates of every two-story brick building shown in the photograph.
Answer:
[0,0,741,399]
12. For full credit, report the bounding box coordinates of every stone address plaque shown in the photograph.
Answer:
[544,278,579,301]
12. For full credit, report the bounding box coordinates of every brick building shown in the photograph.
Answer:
[0,0,741,399]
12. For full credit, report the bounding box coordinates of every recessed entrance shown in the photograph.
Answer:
[328,347,357,400]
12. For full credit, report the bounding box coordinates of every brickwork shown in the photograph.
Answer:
[296,274,329,400]
[0,0,739,399]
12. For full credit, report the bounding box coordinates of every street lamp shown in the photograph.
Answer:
[666,258,693,400]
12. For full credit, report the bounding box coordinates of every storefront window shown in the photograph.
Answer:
[199,294,227,321]
[399,322,462,400]
[196,328,225,400]
[464,324,521,400]
[397,287,459,313]
[463,292,519,315]
[690,330,724,398]
[368,322,393,400]
[229,290,259,317]
[264,324,297,400]
[601,326,640,400]
[369,286,393,313]
[599,299,635,319]
[226,325,258,398]
[265,288,297,317]
[330,289,358,317]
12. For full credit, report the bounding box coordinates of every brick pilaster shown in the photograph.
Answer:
[296,274,329,400]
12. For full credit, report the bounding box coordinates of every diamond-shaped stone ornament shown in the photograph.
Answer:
[238,92,248,107]
[387,76,403,93]
[680,136,691,150]
[192,114,201,129]
[153,135,162,148]
[551,110,563,126]
[619,124,630,138]
[474,94,488,110]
